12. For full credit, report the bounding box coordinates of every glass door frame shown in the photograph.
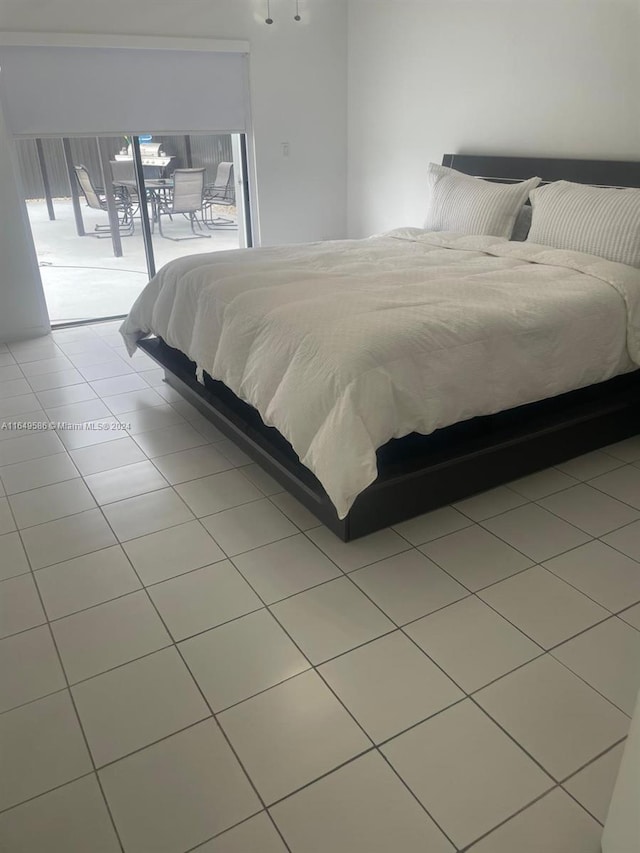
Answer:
[131,133,253,278]
[35,130,254,328]
[131,135,156,278]
[131,131,253,282]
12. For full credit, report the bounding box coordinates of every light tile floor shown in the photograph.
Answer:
[0,320,639,852]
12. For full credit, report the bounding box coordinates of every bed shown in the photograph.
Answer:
[121,154,640,541]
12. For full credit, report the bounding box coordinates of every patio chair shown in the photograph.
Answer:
[74,164,135,237]
[109,160,140,218]
[154,168,210,241]
[202,162,237,229]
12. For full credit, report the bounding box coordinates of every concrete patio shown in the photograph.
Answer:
[27,199,239,324]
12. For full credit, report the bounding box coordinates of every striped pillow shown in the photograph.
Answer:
[423,163,540,238]
[527,180,640,267]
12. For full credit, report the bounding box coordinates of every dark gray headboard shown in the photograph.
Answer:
[442,154,640,189]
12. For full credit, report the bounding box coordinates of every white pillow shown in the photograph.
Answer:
[423,163,540,238]
[527,180,640,267]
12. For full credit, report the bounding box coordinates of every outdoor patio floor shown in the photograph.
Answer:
[26,199,239,325]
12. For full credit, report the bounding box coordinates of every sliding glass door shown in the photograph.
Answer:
[135,133,248,278]
[16,132,251,326]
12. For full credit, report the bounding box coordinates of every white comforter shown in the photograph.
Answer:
[121,229,640,518]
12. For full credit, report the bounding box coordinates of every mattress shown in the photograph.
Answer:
[121,228,640,518]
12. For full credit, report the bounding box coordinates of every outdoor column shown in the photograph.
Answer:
[96,136,123,258]
[62,138,85,236]
[35,138,55,220]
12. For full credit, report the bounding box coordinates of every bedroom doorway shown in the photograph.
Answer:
[16,132,251,326]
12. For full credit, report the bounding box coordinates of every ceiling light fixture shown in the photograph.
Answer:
[264,0,303,24]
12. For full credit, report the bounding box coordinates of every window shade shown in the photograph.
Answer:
[0,45,249,136]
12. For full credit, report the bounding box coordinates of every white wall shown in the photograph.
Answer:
[0,104,50,342]
[0,0,348,341]
[347,0,640,237]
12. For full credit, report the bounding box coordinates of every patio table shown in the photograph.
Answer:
[118,178,174,224]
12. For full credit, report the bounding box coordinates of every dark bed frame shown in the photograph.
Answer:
[140,154,640,541]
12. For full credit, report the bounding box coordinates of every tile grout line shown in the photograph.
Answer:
[224,539,463,850]
[4,548,631,752]
[454,784,561,852]
[259,515,628,844]
[468,585,607,653]
[456,594,634,718]
[557,736,629,828]
[87,496,297,853]
[617,601,640,623]
[559,786,607,829]
[281,539,623,794]
[180,809,285,853]
[3,476,633,714]
[582,471,640,513]
[0,637,175,712]
[531,488,640,538]
[0,487,127,853]
[2,493,635,718]
[0,467,83,499]
[538,559,640,618]
[386,497,615,588]
[547,646,634,719]
[0,770,98,819]
[2,366,128,851]
[468,688,621,790]
[1,433,289,546]
[597,522,640,562]
[331,518,620,668]
[158,500,460,848]
[387,514,640,653]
